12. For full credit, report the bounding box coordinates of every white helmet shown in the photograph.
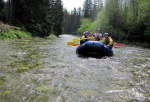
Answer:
[104,33,109,36]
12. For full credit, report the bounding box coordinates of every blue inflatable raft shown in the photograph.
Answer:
[76,41,113,58]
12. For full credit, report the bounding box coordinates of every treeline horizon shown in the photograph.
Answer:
[64,0,150,46]
[0,0,150,47]
[0,0,63,37]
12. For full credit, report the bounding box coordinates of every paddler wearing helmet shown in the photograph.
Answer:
[80,31,89,44]
[101,33,114,49]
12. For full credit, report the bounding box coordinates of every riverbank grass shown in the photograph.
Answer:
[0,22,32,39]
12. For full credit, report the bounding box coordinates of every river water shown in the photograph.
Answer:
[0,35,150,102]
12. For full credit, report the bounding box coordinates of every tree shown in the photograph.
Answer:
[0,0,5,22]
[1,0,64,37]
[83,0,92,18]
[11,0,25,26]
[0,0,4,13]
[91,0,98,21]
[52,0,63,37]
[138,0,150,42]
[21,0,52,37]
[63,7,82,34]
[77,18,91,34]
[105,0,123,29]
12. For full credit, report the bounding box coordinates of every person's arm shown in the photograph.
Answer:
[100,37,105,43]
[108,37,113,46]
[88,36,94,40]
[81,35,86,41]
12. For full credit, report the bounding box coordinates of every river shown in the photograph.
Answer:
[0,35,150,102]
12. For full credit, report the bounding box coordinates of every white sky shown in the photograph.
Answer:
[62,0,85,11]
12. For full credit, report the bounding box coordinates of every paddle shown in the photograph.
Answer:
[73,38,81,43]
[113,43,123,48]
[69,38,123,47]
[73,38,94,43]
[67,38,80,46]
[74,37,123,48]
[67,42,80,46]
[72,44,80,46]
[67,42,75,46]
[67,41,123,47]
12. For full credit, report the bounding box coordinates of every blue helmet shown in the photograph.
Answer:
[85,31,89,34]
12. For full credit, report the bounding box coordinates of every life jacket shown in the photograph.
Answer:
[81,35,88,40]
[80,35,88,44]
[101,37,114,47]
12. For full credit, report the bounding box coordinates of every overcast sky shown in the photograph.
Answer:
[62,0,85,11]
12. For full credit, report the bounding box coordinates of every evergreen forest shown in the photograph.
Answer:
[0,0,150,46]
[0,0,63,37]
[64,0,150,46]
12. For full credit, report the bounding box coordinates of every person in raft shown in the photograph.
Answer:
[98,33,103,41]
[80,31,89,44]
[88,32,95,40]
[101,33,114,49]
[94,29,103,41]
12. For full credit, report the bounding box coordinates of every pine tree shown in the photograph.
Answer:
[83,0,92,18]
[52,0,63,37]
[0,0,5,22]
[63,7,82,34]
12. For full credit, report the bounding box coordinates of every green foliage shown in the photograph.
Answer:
[89,21,97,33]
[138,0,150,42]
[96,10,109,32]
[138,0,150,22]
[0,22,31,39]
[0,0,64,38]
[77,18,92,34]
[0,0,149,45]
[88,10,109,33]
[63,0,100,34]
[0,30,31,39]
[0,21,10,32]
[79,9,112,35]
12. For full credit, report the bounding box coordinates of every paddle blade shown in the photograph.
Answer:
[73,38,94,43]
[67,42,75,46]
[72,44,80,46]
[73,38,80,43]
[73,38,80,41]
[114,43,123,48]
